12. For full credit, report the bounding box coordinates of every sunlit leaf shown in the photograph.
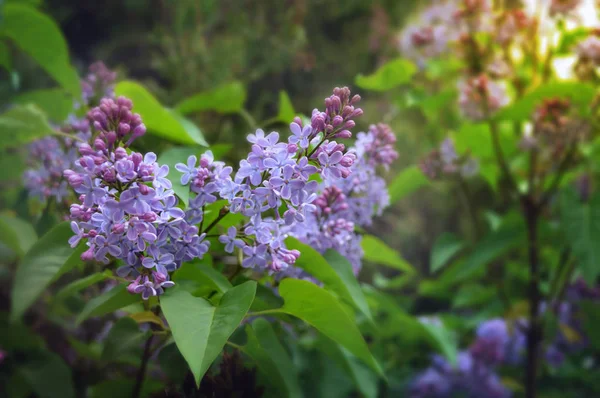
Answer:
[361,235,415,273]
[388,165,429,203]
[277,91,296,123]
[115,81,201,145]
[355,58,417,91]
[0,214,37,257]
[286,238,373,323]
[175,81,247,115]
[276,279,384,377]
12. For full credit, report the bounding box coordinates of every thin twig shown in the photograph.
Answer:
[132,334,154,398]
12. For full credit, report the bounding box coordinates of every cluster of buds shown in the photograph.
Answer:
[458,75,508,121]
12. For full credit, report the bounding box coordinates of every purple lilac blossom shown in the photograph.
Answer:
[282,123,398,275]
[176,87,364,274]
[24,62,116,205]
[65,96,203,300]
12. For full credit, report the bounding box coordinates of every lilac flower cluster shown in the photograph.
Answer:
[65,97,204,300]
[458,75,508,121]
[420,137,479,180]
[177,87,363,273]
[284,123,398,274]
[541,280,600,367]
[410,318,523,398]
[399,2,459,67]
[411,281,600,397]
[24,62,116,205]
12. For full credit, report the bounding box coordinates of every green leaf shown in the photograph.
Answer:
[114,81,200,145]
[76,284,140,324]
[2,4,80,97]
[18,352,75,398]
[277,91,296,123]
[453,221,525,282]
[243,318,302,398]
[494,82,596,122]
[11,222,82,320]
[0,104,55,150]
[430,233,465,273]
[276,278,383,377]
[169,111,209,146]
[556,28,589,55]
[157,146,199,205]
[420,318,458,365]
[0,214,37,256]
[361,235,415,273]
[452,284,497,309]
[13,88,73,121]
[355,58,417,92]
[175,81,247,115]
[388,165,429,203]
[54,271,113,302]
[316,336,378,398]
[172,261,233,295]
[160,281,257,386]
[101,317,147,363]
[561,190,600,282]
[286,238,373,323]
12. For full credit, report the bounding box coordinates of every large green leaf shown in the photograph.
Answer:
[76,284,140,324]
[13,88,73,121]
[114,81,200,145]
[101,317,147,363]
[277,91,296,123]
[0,104,55,150]
[0,214,37,257]
[286,238,373,322]
[355,58,417,91]
[18,352,75,398]
[494,82,596,122]
[453,221,525,281]
[160,281,257,385]
[175,81,247,115]
[561,190,600,282]
[243,318,302,398]
[361,235,415,273]
[2,4,80,97]
[276,279,383,377]
[430,233,466,273]
[388,165,429,203]
[169,111,209,146]
[11,222,84,320]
